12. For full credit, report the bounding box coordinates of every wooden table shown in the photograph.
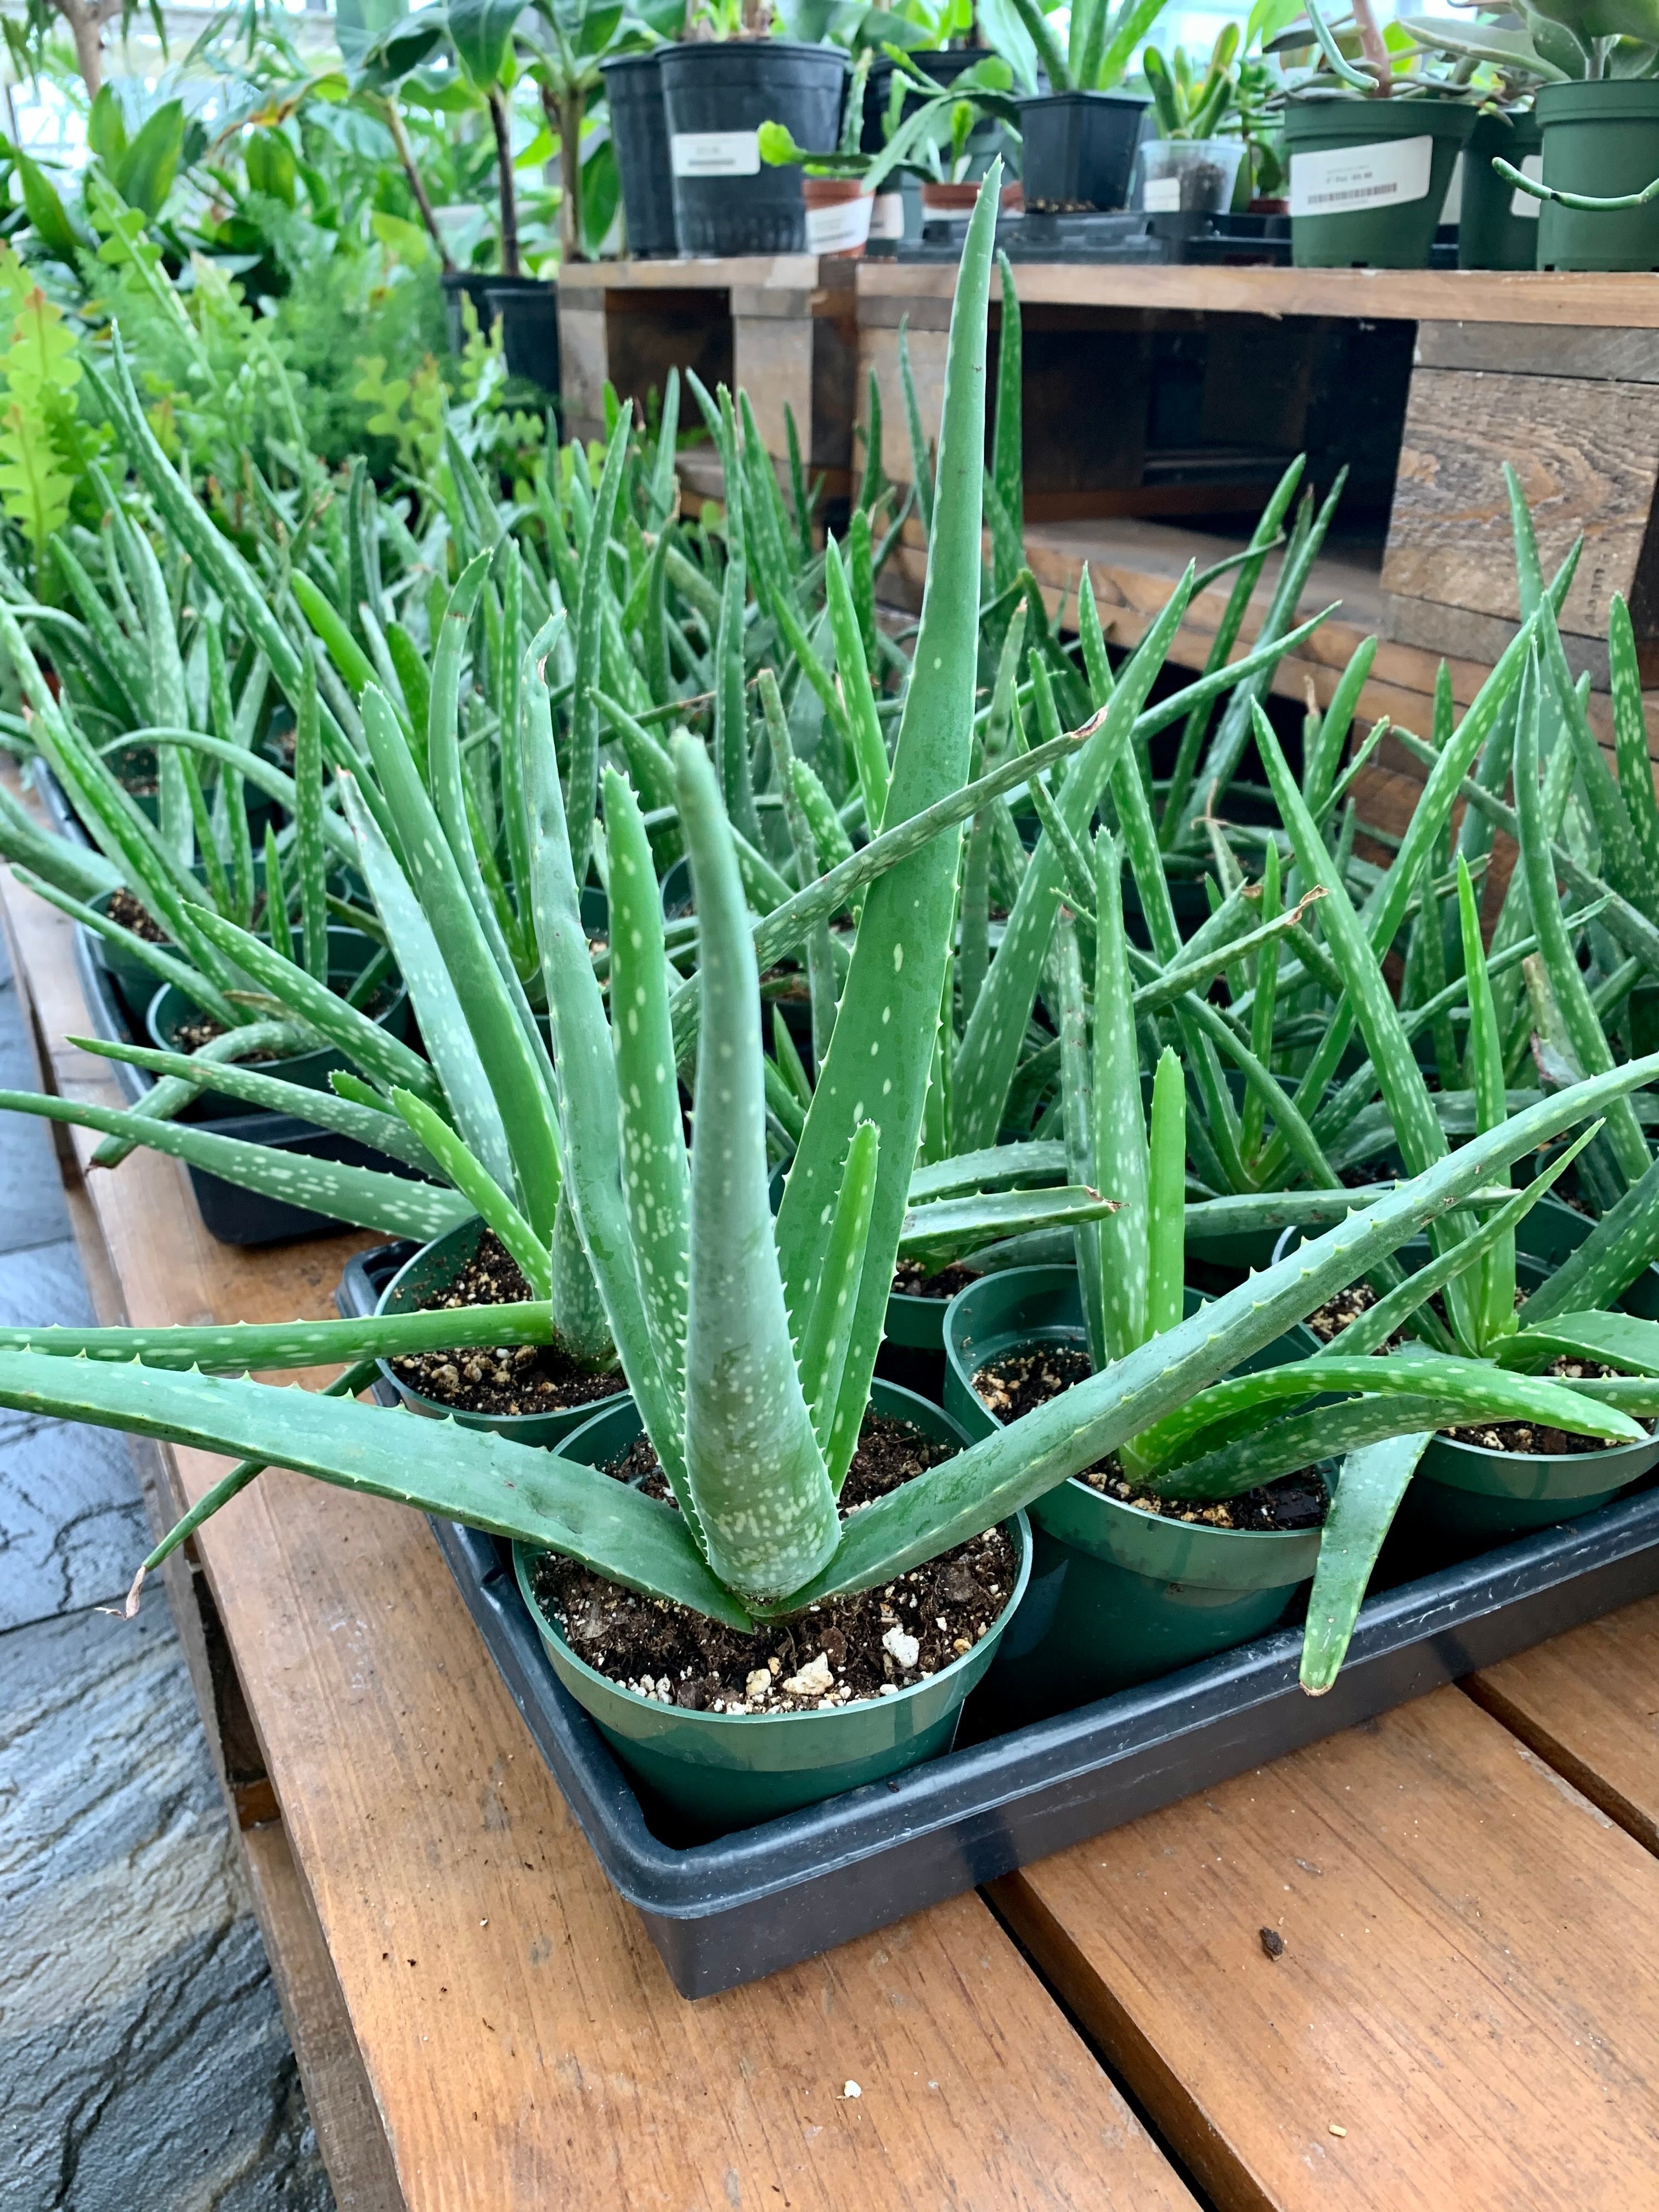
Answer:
[9,838,1659,2208]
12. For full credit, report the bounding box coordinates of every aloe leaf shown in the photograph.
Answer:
[357,687,562,1229]
[1318,1128,1596,1362]
[1456,853,1514,1345]
[70,1034,436,1171]
[1502,1308,1659,1375]
[1054,911,1104,1372]
[339,778,515,1191]
[0,1350,749,1628]
[1240,841,1281,1164]
[1514,650,1651,1187]
[797,1119,880,1481]
[907,1141,1068,1203]
[899,1184,1119,1268]
[0,1087,471,1240]
[1299,1433,1433,1695]
[1302,638,1378,826]
[675,732,838,1600]
[992,250,1022,546]
[713,537,760,848]
[602,765,691,1412]
[759,673,837,1070]
[188,901,444,1114]
[1609,595,1659,887]
[14,871,230,1017]
[1145,1048,1186,1340]
[1092,832,1150,1359]
[898,318,934,540]
[89,1020,315,1172]
[777,1054,1659,1610]
[772,170,1002,1444]
[0,1301,554,1370]
[391,1090,551,1296]
[953,569,1193,1151]
[1131,1352,1641,1480]
[1540,595,1647,912]
[0,786,121,901]
[291,572,380,707]
[526,656,695,1526]
[123,731,358,865]
[825,535,890,836]
[1517,1149,1659,1326]
[568,409,632,890]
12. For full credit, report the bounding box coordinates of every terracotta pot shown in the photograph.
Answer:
[802,174,872,258]
[919,180,1024,216]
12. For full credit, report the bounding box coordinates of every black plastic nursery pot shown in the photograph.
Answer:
[441,270,496,352]
[1535,79,1659,271]
[145,927,408,1121]
[603,50,678,258]
[1018,92,1149,213]
[660,41,848,255]
[374,1212,628,1448]
[482,278,560,393]
[1458,108,1542,270]
[336,1242,1659,1996]
[1284,98,1475,268]
[515,1384,1031,1838]
[943,1265,1324,1713]
[74,930,409,1248]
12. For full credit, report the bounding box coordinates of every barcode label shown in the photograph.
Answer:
[1289,135,1433,219]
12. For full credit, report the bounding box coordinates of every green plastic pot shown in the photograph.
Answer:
[1285,98,1474,268]
[1458,109,1542,270]
[1536,79,1659,272]
[942,1266,1324,1710]
[146,927,409,1120]
[516,1381,1031,1837]
[374,1214,628,1448]
[874,1280,952,1402]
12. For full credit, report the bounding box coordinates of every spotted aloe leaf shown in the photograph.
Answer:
[773,167,1002,1439]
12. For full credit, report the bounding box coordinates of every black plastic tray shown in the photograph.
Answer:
[900,211,1460,267]
[73,925,395,1248]
[338,1241,1659,2000]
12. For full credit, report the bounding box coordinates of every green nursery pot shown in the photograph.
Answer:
[516,1383,1032,1837]
[1536,79,1659,272]
[943,1266,1324,1712]
[374,1213,628,1448]
[1458,109,1542,270]
[1285,98,1474,268]
[146,927,408,1119]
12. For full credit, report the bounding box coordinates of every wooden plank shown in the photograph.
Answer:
[1381,365,1659,646]
[1414,320,1659,381]
[559,255,828,296]
[240,1818,405,2212]
[0,862,1198,2212]
[857,260,1659,328]
[1465,1596,1659,1857]
[993,1687,1659,2212]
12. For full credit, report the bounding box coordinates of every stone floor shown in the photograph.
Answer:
[0,940,335,2211]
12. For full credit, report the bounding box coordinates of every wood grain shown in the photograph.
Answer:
[0,854,1198,2212]
[994,1688,1659,2212]
[1382,366,1659,641]
[1465,1597,1659,1857]
[857,261,1659,328]
[1414,320,1659,381]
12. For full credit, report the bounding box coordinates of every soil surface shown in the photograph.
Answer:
[173,1013,282,1062]
[1302,1282,1381,1344]
[108,888,167,944]
[391,1229,624,1415]
[972,1345,1329,1532]
[532,1412,1018,1713]
[891,1260,978,1301]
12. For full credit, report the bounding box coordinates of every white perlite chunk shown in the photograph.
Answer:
[745,1668,772,1703]
[882,1626,921,1670]
[782,1652,834,1697]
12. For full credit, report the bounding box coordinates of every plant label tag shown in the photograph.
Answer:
[805,194,874,255]
[1289,134,1434,218]
[672,131,760,178]
[1143,177,1182,212]
[868,191,905,241]
[1511,154,1543,219]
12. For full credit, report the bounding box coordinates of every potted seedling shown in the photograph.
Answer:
[1398,14,1555,265]
[1006,0,1168,210]
[661,0,849,254]
[1277,0,1478,266]
[1138,24,1249,213]
[759,51,1019,250]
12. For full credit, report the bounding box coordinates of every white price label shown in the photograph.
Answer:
[805,194,874,255]
[868,190,905,241]
[1289,134,1434,218]
[1143,176,1182,213]
[671,130,760,178]
[1511,153,1543,220]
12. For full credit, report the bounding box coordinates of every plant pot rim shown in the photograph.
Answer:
[517,1385,1032,1730]
[1536,77,1659,121]
[1282,96,1477,137]
[373,1215,630,1431]
[801,174,869,201]
[1017,89,1150,111]
[600,49,664,78]
[661,37,850,64]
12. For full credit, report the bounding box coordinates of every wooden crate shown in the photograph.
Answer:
[859,263,1659,774]
[558,256,859,500]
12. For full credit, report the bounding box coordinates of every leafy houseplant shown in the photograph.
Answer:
[1007,0,1171,211]
[1138,26,1250,212]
